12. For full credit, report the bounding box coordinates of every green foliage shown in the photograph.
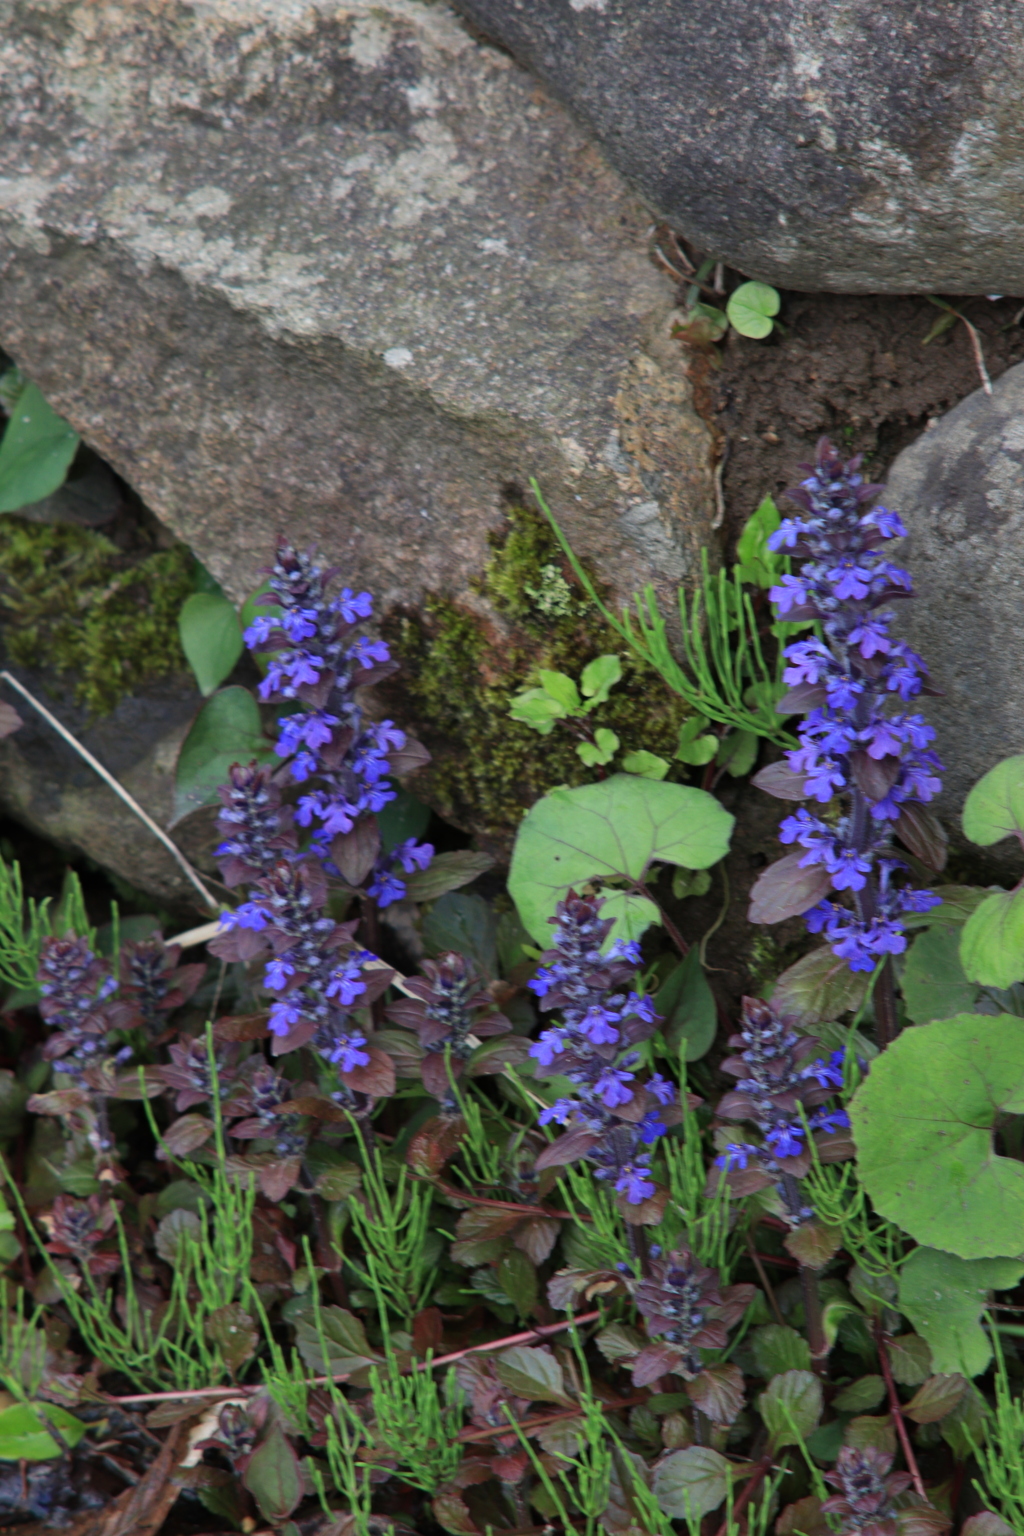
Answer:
[0,372,79,514]
[179,589,244,696]
[652,1445,732,1521]
[902,924,981,1022]
[0,1400,85,1461]
[734,496,787,589]
[959,755,1024,987]
[654,947,717,1062]
[344,1144,440,1321]
[726,282,782,340]
[0,854,92,993]
[851,1014,1024,1259]
[243,1424,303,1522]
[897,1247,1024,1377]
[0,516,194,714]
[173,685,275,822]
[508,772,734,945]
[972,1328,1024,1528]
[757,1370,823,1449]
[533,482,797,749]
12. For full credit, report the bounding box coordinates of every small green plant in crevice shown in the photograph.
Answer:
[0,516,194,714]
[0,367,79,516]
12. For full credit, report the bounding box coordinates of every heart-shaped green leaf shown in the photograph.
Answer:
[652,1446,731,1521]
[179,592,244,696]
[173,686,275,823]
[726,281,781,340]
[850,1014,1024,1258]
[960,888,1024,988]
[0,1401,86,1461]
[0,381,80,513]
[962,755,1024,846]
[508,774,733,945]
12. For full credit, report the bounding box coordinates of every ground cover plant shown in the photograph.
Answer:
[0,437,1022,1536]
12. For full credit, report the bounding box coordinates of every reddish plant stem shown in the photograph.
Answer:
[410,1176,591,1222]
[800,1263,829,1378]
[105,1309,605,1405]
[457,1392,648,1445]
[875,1322,927,1500]
[747,1240,785,1327]
[713,1453,774,1536]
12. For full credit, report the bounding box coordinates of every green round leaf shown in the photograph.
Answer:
[0,1401,86,1461]
[850,1014,1024,1258]
[173,686,275,823]
[897,1246,1024,1377]
[757,1369,823,1449]
[508,773,734,946]
[179,592,244,696]
[726,281,781,340]
[960,888,1024,988]
[962,754,1024,846]
[903,924,980,1023]
[655,948,717,1062]
[621,750,670,780]
[0,382,80,513]
[242,1426,303,1522]
[652,1446,731,1521]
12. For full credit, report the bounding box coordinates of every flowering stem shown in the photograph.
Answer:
[875,1321,927,1500]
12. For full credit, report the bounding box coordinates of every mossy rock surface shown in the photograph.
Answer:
[383,505,690,848]
[0,514,193,714]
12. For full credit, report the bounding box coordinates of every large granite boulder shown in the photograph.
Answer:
[449,0,1024,294]
[0,0,715,627]
[887,362,1024,831]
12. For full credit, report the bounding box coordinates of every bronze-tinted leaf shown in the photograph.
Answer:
[534,1128,601,1172]
[777,1496,832,1536]
[752,761,808,801]
[513,1216,559,1265]
[895,802,949,873]
[407,1114,466,1176]
[619,1184,669,1225]
[330,816,380,887]
[403,850,494,903]
[412,1306,444,1359]
[342,1045,395,1098]
[213,1011,270,1042]
[257,1155,302,1202]
[771,944,870,1026]
[748,852,833,924]
[850,750,903,801]
[205,1303,258,1375]
[279,1095,345,1122]
[685,1362,745,1425]
[161,1113,215,1157]
[631,1342,682,1388]
[388,736,432,777]
[784,1221,843,1270]
[775,682,828,714]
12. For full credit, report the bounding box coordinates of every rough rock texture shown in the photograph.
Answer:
[449,0,1024,294]
[0,0,716,629]
[887,362,1024,835]
[0,662,216,910]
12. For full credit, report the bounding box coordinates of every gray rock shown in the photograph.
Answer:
[449,0,1024,294]
[0,0,716,629]
[886,362,1024,837]
[0,663,217,911]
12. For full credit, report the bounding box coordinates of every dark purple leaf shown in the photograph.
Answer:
[534,1128,601,1172]
[402,850,494,903]
[342,1045,395,1098]
[775,682,828,714]
[388,736,432,777]
[748,852,833,924]
[850,750,903,801]
[685,1362,745,1424]
[331,816,380,886]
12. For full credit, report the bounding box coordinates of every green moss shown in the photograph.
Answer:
[385,506,690,844]
[0,516,194,714]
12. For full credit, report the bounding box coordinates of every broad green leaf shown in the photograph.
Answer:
[960,889,1024,988]
[508,773,734,946]
[843,1415,895,1455]
[179,592,244,696]
[498,1250,538,1320]
[377,781,431,855]
[770,944,870,1026]
[580,653,622,707]
[577,727,619,767]
[0,381,79,513]
[903,925,980,1023]
[243,1426,303,1522]
[294,1305,382,1377]
[621,750,670,780]
[887,1333,933,1386]
[402,850,493,903]
[510,687,566,735]
[735,495,783,588]
[154,1207,202,1263]
[850,1015,1024,1258]
[672,866,712,901]
[898,1247,1024,1377]
[173,686,275,823]
[652,1446,731,1520]
[655,948,717,1061]
[717,728,758,778]
[726,281,781,340]
[757,1370,823,1449]
[422,892,498,979]
[751,1324,811,1379]
[0,1401,86,1461]
[962,755,1024,846]
[495,1345,573,1405]
[538,669,581,713]
[833,1376,886,1413]
[675,715,718,766]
